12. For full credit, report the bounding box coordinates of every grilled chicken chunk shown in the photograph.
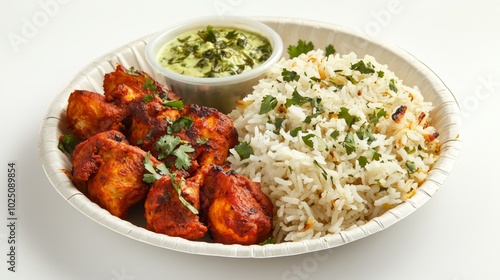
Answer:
[66,90,126,140]
[71,130,157,218]
[199,164,273,245]
[145,172,207,240]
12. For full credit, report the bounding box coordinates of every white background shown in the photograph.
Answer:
[1,0,499,279]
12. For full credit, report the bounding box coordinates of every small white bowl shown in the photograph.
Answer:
[145,16,284,113]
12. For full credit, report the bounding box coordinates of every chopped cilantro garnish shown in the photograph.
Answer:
[358,156,368,167]
[234,141,253,160]
[406,161,417,173]
[143,94,154,103]
[290,126,302,137]
[273,117,285,133]
[372,150,382,161]
[173,144,195,170]
[314,160,328,180]
[58,133,77,154]
[155,135,194,170]
[343,131,356,155]
[282,69,300,82]
[330,130,340,140]
[163,99,184,110]
[285,88,311,108]
[125,66,140,76]
[196,137,209,145]
[143,76,158,93]
[338,107,359,127]
[259,95,278,114]
[368,108,387,125]
[197,25,217,43]
[389,78,398,92]
[404,146,416,154]
[259,237,276,245]
[325,44,336,56]
[171,176,199,215]
[302,134,315,148]
[287,39,314,58]
[143,153,169,183]
[167,116,193,134]
[350,60,375,74]
[356,125,376,144]
[142,154,198,214]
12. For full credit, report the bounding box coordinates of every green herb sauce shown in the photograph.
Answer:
[157,25,272,78]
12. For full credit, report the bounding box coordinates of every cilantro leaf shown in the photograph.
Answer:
[290,126,302,137]
[169,173,198,215]
[143,153,168,183]
[125,66,140,76]
[343,131,356,155]
[198,25,217,43]
[302,134,315,148]
[356,125,376,144]
[350,60,375,74]
[285,88,311,108]
[234,141,253,160]
[325,44,336,56]
[259,237,276,245]
[368,108,387,125]
[58,133,77,154]
[288,40,314,58]
[163,99,184,110]
[330,130,340,140]
[143,76,158,94]
[273,117,285,133]
[173,144,195,170]
[156,135,181,160]
[389,78,398,92]
[259,95,278,114]
[338,107,359,127]
[406,161,417,173]
[358,156,368,167]
[168,116,193,134]
[282,69,300,82]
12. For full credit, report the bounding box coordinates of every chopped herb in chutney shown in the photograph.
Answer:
[157,25,272,78]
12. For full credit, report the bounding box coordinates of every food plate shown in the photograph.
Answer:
[38,17,461,258]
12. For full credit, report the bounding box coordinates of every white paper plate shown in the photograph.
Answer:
[38,17,462,258]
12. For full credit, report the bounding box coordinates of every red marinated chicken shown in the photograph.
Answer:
[199,164,273,245]
[63,64,274,245]
[71,130,157,219]
[66,90,126,140]
[144,172,207,240]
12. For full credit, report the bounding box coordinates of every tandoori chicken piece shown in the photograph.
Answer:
[71,130,158,219]
[126,103,238,174]
[103,64,179,103]
[126,97,182,153]
[177,104,239,167]
[144,172,207,240]
[199,164,273,245]
[66,90,126,140]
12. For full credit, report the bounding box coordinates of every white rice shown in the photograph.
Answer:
[227,49,440,243]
